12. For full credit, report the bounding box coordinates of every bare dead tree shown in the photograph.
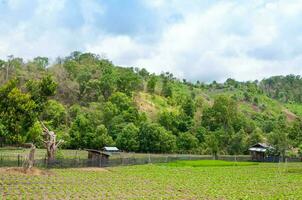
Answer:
[22,143,36,172]
[41,122,64,162]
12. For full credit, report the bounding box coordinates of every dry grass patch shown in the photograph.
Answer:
[0,167,53,176]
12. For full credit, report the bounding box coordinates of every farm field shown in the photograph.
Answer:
[1,161,302,199]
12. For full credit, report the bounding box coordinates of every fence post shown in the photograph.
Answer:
[17,154,20,167]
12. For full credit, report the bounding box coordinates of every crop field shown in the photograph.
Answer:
[0,160,302,199]
[0,148,220,160]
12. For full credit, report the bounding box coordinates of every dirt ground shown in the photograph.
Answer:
[0,167,53,176]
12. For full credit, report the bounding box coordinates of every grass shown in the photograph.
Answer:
[0,148,88,159]
[160,160,258,167]
[286,103,302,117]
[0,161,302,199]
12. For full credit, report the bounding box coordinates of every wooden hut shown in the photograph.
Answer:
[248,143,272,161]
[85,149,111,167]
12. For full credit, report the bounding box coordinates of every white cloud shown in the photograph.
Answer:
[87,0,302,82]
[1,0,302,82]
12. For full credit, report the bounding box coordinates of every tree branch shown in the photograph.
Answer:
[56,139,64,148]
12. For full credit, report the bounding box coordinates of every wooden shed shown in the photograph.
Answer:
[85,149,111,167]
[248,143,272,162]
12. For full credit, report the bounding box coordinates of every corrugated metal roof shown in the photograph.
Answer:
[248,147,267,152]
[103,147,119,151]
[251,143,270,148]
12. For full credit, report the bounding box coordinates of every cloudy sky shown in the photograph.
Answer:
[0,0,302,82]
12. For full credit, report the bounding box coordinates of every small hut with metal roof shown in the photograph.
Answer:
[248,143,274,162]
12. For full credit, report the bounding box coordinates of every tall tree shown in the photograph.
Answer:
[0,79,37,144]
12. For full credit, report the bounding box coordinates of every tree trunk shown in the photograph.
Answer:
[41,122,63,164]
[213,152,218,160]
[23,144,36,171]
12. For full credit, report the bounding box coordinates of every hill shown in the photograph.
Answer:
[0,52,301,157]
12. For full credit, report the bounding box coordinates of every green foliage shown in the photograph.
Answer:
[0,59,5,69]
[42,100,67,128]
[261,75,302,103]
[116,68,142,96]
[161,78,173,97]
[116,123,139,152]
[147,75,157,93]
[92,125,114,149]
[228,129,247,155]
[26,121,43,146]
[138,122,176,153]
[181,97,195,117]
[33,57,49,69]
[26,75,57,112]
[298,144,302,157]
[99,67,116,100]
[289,118,302,147]
[248,128,264,146]
[158,111,192,134]
[268,130,289,159]
[202,95,239,131]
[0,79,37,144]
[204,129,222,158]
[1,52,302,154]
[176,132,199,151]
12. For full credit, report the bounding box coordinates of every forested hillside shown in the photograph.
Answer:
[0,52,301,156]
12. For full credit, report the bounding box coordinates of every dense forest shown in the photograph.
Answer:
[0,52,302,157]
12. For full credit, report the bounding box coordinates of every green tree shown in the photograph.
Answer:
[147,75,157,93]
[42,100,67,128]
[99,68,116,100]
[158,111,179,134]
[268,130,288,162]
[228,129,247,155]
[92,125,114,149]
[181,97,196,118]
[26,75,57,112]
[176,132,198,151]
[162,81,173,97]
[33,57,49,69]
[298,144,302,157]
[116,123,139,152]
[0,120,8,145]
[204,130,222,159]
[201,95,238,131]
[289,118,302,147]
[69,114,93,148]
[0,59,5,69]
[248,127,264,146]
[109,92,132,111]
[139,122,176,153]
[26,121,43,146]
[196,126,207,143]
[116,68,142,96]
[0,79,37,144]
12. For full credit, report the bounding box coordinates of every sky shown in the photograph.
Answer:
[0,0,302,82]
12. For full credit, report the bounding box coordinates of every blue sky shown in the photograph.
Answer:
[1,0,302,82]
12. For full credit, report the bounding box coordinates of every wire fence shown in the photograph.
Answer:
[0,152,300,168]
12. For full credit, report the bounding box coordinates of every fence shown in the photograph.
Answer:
[0,152,300,168]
